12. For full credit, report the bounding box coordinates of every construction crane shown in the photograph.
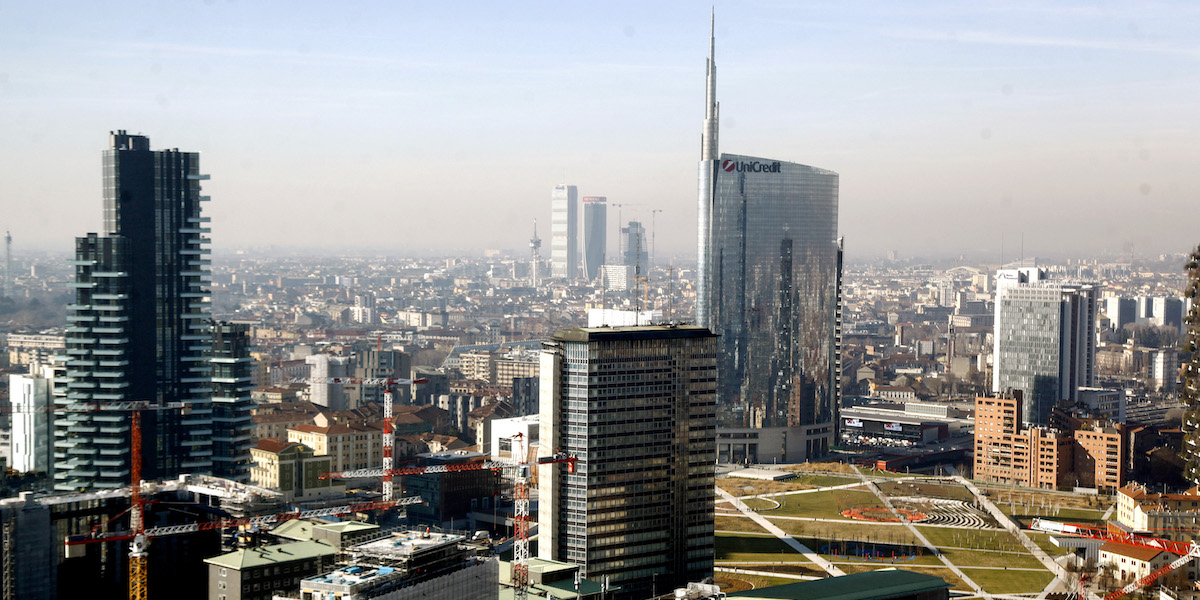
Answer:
[290,377,426,502]
[1031,518,1200,600]
[323,432,576,600]
[56,391,421,600]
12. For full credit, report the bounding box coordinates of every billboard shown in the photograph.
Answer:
[845,418,864,428]
[884,422,903,432]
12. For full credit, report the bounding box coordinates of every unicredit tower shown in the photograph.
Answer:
[696,12,842,458]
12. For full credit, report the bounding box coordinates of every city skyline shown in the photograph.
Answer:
[2,2,1200,260]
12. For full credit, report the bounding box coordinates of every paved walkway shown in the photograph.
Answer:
[716,486,845,577]
[852,465,990,598]
[942,467,1094,600]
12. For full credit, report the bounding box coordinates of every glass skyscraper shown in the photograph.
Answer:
[582,196,607,283]
[695,17,842,454]
[993,270,1098,427]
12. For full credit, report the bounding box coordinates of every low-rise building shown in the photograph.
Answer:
[248,440,343,501]
[287,423,382,473]
[1115,484,1200,543]
[204,540,337,600]
[1098,541,1191,586]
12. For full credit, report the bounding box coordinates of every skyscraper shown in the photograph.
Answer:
[538,325,717,599]
[695,14,842,454]
[56,131,224,491]
[992,269,1099,427]
[550,184,578,280]
[210,322,255,481]
[620,220,648,279]
[581,196,607,282]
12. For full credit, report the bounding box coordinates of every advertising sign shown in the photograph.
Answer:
[845,418,864,428]
[884,422,903,432]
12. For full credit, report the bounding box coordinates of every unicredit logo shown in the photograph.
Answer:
[721,160,782,173]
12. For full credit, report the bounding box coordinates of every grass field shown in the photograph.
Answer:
[877,480,974,501]
[716,514,768,533]
[961,567,1054,594]
[915,526,1026,552]
[768,489,882,519]
[768,519,921,546]
[940,548,1045,569]
[715,533,810,563]
[714,572,799,593]
[785,462,860,475]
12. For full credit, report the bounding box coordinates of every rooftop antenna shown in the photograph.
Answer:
[528,219,541,289]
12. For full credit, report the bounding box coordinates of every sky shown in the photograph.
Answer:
[1,1,1199,262]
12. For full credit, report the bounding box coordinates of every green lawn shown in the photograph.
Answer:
[769,489,882,519]
[739,497,778,510]
[962,567,1054,594]
[715,533,811,563]
[877,480,974,501]
[941,548,1045,569]
[768,519,919,545]
[788,474,860,488]
[714,572,800,593]
[916,526,1025,552]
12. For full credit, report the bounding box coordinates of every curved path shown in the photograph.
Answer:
[851,465,991,599]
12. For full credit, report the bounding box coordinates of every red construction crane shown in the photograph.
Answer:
[52,395,422,600]
[1031,518,1200,600]
[291,378,427,502]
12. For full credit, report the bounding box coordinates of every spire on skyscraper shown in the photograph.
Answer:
[701,7,719,162]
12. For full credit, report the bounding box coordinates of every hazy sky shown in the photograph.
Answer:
[2,1,1198,261]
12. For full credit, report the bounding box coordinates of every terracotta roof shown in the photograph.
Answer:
[254,438,300,454]
[253,412,315,424]
[1099,541,1164,562]
[289,423,380,436]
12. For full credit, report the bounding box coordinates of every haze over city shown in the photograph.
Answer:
[2,1,1199,260]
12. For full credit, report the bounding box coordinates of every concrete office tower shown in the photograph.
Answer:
[11,363,57,474]
[56,131,215,491]
[351,291,377,324]
[550,184,578,280]
[1104,297,1136,333]
[993,278,1099,427]
[349,348,412,406]
[538,326,717,599]
[582,196,607,282]
[621,220,648,278]
[306,353,351,411]
[695,16,842,449]
[210,322,255,481]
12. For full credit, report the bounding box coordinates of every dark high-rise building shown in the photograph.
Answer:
[621,220,648,278]
[210,322,255,481]
[582,196,607,282]
[56,131,225,491]
[695,15,842,455]
[538,325,717,599]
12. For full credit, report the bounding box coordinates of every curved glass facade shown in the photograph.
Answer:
[698,153,840,442]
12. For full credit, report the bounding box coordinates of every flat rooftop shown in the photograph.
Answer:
[351,529,464,559]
